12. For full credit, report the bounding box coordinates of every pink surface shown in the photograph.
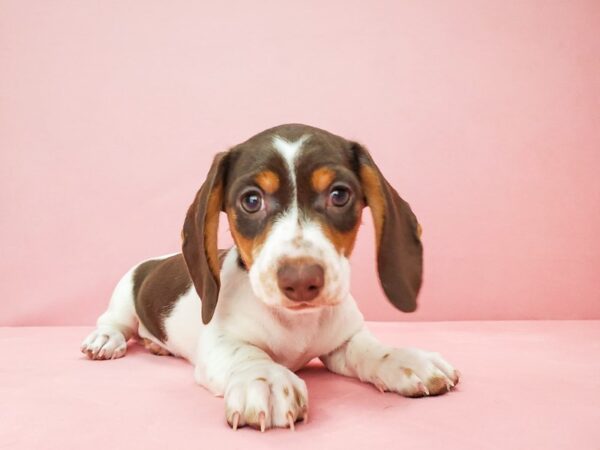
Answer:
[1,1,600,325]
[1,321,599,449]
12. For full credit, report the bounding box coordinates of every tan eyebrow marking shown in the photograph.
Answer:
[255,170,280,194]
[311,167,336,193]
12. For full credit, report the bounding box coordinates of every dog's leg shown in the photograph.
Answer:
[81,268,138,360]
[194,334,308,431]
[320,327,460,397]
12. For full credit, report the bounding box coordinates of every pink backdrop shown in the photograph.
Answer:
[1,1,599,326]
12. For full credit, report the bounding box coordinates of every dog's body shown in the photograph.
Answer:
[81,124,459,431]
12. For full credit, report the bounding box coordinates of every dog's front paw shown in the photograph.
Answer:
[80,327,127,360]
[224,363,308,431]
[374,348,460,397]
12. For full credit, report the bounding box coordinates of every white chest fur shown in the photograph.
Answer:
[163,248,364,374]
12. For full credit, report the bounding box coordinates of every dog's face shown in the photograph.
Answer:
[182,124,423,323]
[226,131,363,311]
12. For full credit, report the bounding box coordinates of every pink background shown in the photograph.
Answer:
[1,1,599,326]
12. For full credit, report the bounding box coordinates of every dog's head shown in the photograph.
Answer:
[182,124,423,324]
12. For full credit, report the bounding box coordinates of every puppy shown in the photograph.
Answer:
[81,124,459,431]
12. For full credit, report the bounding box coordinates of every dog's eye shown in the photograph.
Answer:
[329,185,351,207]
[240,190,263,213]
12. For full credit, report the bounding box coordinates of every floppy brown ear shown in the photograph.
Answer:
[351,142,423,312]
[182,152,229,324]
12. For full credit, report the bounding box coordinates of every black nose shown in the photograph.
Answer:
[277,261,325,302]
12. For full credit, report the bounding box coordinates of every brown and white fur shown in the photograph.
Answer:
[81,124,459,432]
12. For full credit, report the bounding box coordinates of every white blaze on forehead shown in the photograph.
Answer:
[271,134,310,193]
[271,134,310,225]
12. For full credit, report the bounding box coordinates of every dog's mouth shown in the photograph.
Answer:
[283,296,342,311]
[284,302,321,311]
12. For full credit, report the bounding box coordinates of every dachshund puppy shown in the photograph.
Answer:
[81,124,459,431]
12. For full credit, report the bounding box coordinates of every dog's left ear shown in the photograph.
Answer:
[351,142,423,312]
[182,152,229,324]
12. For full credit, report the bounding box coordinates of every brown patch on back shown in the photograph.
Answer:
[255,170,280,194]
[133,259,163,299]
[359,165,386,248]
[133,254,192,342]
[311,166,335,193]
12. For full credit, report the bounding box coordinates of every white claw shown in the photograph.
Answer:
[259,411,266,433]
[287,412,295,431]
[232,412,240,431]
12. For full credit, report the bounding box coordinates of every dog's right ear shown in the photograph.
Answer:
[182,152,229,324]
